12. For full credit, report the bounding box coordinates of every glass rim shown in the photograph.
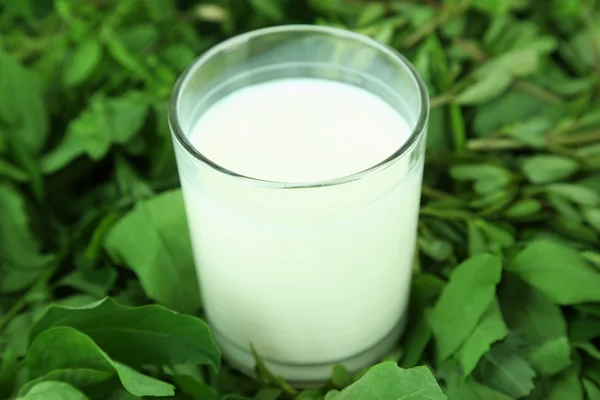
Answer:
[168,24,430,189]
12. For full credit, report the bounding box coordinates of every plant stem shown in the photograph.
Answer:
[452,38,487,62]
[553,130,600,146]
[430,94,454,107]
[578,0,600,97]
[450,103,467,151]
[467,129,600,151]
[422,185,455,199]
[468,138,526,151]
[420,207,471,220]
[513,80,562,105]
[0,254,64,333]
[401,0,470,48]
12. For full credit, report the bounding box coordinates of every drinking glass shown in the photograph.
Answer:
[169,25,429,383]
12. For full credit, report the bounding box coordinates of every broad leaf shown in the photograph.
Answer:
[499,275,571,375]
[475,342,536,398]
[548,367,584,400]
[429,254,502,361]
[522,155,579,184]
[401,274,445,368]
[446,377,513,400]
[545,184,600,207]
[20,381,89,400]
[508,240,600,304]
[330,365,353,389]
[42,92,148,173]
[62,39,102,87]
[104,189,201,313]
[456,71,511,105]
[0,183,52,275]
[29,297,220,371]
[0,47,47,153]
[25,327,174,397]
[324,362,445,400]
[457,299,508,375]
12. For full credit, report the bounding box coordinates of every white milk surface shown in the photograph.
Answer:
[181,78,423,379]
[191,79,408,182]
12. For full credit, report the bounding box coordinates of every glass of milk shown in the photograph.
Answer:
[169,25,429,383]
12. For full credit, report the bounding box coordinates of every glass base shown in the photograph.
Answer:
[212,316,406,385]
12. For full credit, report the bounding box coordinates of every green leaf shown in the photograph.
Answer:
[456,71,512,105]
[30,297,220,371]
[20,381,89,400]
[4,311,34,357]
[57,266,117,298]
[499,275,571,375]
[429,254,502,361]
[249,0,285,21]
[114,156,153,200]
[522,155,579,184]
[251,345,296,396]
[104,189,201,313]
[0,183,51,271]
[401,275,445,368]
[504,199,542,218]
[419,236,453,261]
[457,299,508,375]
[478,221,515,248]
[170,374,216,399]
[331,364,354,389]
[508,240,600,304]
[475,342,536,398]
[568,23,600,69]
[498,48,541,77]
[548,193,582,221]
[569,313,600,342]
[25,327,174,397]
[0,46,48,153]
[84,211,122,260]
[7,136,44,198]
[503,117,551,148]
[324,362,445,400]
[0,346,19,398]
[446,377,513,400]
[548,367,584,400]
[355,4,385,27]
[102,27,151,80]
[527,337,571,376]
[545,184,600,207]
[584,378,600,400]
[584,208,600,231]
[143,0,175,21]
[473,91,551,137]
[254,388,283,400]
[471,0,527,13]
[297,389,323,399]
[62,39,102,87]
[450,164,512,194]
[574,342,600,359]
[468,220,487,256]
[42,92,149,173]
[0,158,27,181]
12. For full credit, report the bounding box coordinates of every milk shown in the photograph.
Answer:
[191,79,408,182]
[176,78,424,381]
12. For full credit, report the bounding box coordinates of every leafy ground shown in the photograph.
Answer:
[1,0,600,399]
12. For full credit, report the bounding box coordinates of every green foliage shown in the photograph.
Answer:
[19,381,89,400]
[25,327,175,397]
[324,362,445,400]
[104,190,201,313]
[1,0,600,399]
